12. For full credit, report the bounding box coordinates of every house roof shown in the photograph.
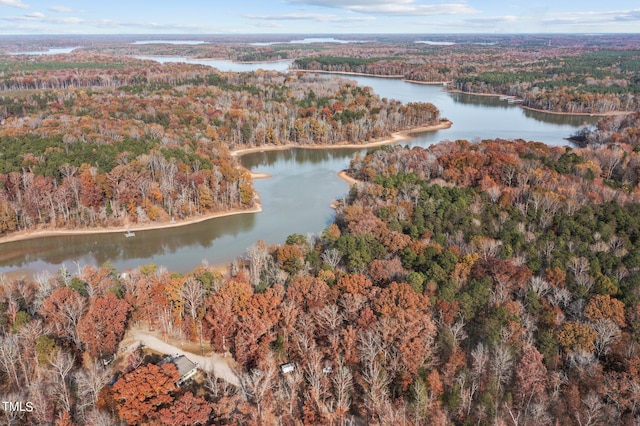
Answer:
[172,355,197,377]
[159,354,198,378]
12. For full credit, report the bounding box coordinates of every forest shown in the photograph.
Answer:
[2,35,640,425]
[4,127,640,423]
[286,36,640,115]
[0,54,440,236]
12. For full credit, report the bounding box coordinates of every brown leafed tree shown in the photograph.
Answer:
[77,293,131,359]
[157,391,212,426]
[112,363,179,425]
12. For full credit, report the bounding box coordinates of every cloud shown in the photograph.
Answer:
[542,9,640,26]
[1,12,87,24]
[0,0,29,9]
[49,5,72,13]
[286,0,477,16]
[251,21,284,28]
[245,13,375,23]
[463,15,518,25]
[289,0,412,6]
[91,19,213,32]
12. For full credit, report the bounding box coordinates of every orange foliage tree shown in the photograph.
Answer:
[112,363,179,425]
[77,292,131,359]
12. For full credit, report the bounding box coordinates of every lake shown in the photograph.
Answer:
[0,62,599,277]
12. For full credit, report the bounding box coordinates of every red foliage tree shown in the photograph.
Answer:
[158,391,212,426]
[78,292,132,359]
[112,363,179,425]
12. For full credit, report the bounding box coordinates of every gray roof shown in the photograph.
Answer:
[160,354,198,377]
[172,355,197,377]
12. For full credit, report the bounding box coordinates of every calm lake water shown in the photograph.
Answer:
[0,62,599,276]
[135,56,293,73]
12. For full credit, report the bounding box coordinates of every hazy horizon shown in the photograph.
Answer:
[0,1,639,35]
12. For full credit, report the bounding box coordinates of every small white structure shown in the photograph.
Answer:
[280,363,295,374]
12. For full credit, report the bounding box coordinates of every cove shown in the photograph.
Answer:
[0,65,599,277]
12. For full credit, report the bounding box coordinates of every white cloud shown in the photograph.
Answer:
[289,0,413,6]
[49,5,73,13]
[245,13,375,23]
[542,9,640,26]
[464,15,518,25]
[252,21,284,28]
[1,13,86,25]
[0,0,29,9]
[287,0,477,16]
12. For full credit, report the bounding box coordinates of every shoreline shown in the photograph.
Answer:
[446,89,633,117]
[337,170,358,186]
[519,104,634,117]
[403,79,452,86]
[0,121,450,248]
[293,69,405,79]
[295,69,451,86]
[232,120,452,157]
[0,201,262,245]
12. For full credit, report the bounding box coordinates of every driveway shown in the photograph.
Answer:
[124,328,240,387]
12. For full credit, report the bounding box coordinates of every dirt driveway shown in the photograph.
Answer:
[121,327,240,387]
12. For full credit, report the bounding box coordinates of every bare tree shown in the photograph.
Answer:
[245,241,270,288]
[493,344,514,387]
[332,364,353,419]
[592,319,621,358]
[83,409,116,426]
[358,330,390,422]
[75,360,112,417]
[180,277,205,320]
[575,392,603,426]
[28,381,56,426]
[0,334,20,389]
[321,248,342,270]
[31,270,55,315]
[471,342,489,381]
[240,359,276,421]
[304,351,328,416]
[47,350,75,413]
[529,276,551,299]
[568,257,590,277]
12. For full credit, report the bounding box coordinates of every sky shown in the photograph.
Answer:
[0,0,639,35]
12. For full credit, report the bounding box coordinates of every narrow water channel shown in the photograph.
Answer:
[0,64,599,277]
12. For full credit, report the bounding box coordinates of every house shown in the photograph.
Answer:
[159,354,200,386]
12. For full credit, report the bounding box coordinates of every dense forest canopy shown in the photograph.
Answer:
[0,54,440,236]
[5,134,640,424]
[2,34,640,425]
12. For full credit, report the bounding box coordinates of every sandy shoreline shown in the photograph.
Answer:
[295,70,452,86]
[403,79,452,86]
[293,69,405,79]
[0,121,450,247]
[232,120,452,157]
[0,202,262,245]
[337,170,359,186]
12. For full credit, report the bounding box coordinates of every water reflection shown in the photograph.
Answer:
[447,92,513,109]
[242,147,358,169]
[0,212,257,274]
[0,71,601,276]
[520,108,595,127]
